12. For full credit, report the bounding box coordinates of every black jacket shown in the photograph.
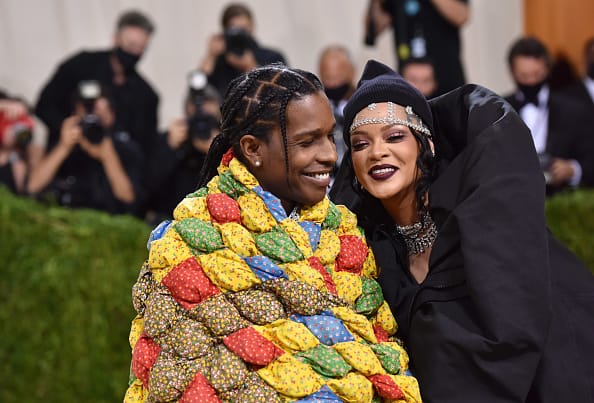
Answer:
[332,85,594,402]
[504,89,594,190]
[35,50,159,156]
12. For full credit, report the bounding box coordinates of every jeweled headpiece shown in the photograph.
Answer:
[349,101,432,138]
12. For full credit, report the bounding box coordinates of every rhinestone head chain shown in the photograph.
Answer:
[349,101,432,138]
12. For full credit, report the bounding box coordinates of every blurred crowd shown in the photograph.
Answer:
[2,1,593,223]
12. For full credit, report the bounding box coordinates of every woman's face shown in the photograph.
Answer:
[255,91,337,210]
[350,102,421,205]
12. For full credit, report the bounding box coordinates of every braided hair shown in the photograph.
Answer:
[197,64,324,188]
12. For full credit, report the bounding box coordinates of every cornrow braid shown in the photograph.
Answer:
[197,64,324,188]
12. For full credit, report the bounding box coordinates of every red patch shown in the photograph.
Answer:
[373,324,390,342]
[131,334,161,388]
[179,371,221,403]
[162,257,220,310]
[308,256,337,294]
[223,327,285,366]
[368,374,405,400]
[335,235,368,275]
[221,148,235,167]
[206,193,241,224]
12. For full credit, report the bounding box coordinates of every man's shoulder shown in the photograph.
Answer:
[64,49,111,65]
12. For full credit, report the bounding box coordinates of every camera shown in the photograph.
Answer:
[186,70,220,141]
[224,28,257,56]
[0,113,34,151]
[77,80,104,144]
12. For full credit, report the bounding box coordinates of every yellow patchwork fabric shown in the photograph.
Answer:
[314,230,341,265]
[172,196,210,222]
[198,248,261,292]
[257,354,323,398]
[124,378,148,403]
[326,372,374,403]
[129,315,144,349]
[237,192,277,233]
[281,261,326,293]
[279,219,313,257]
[336,205,358,236]
[216,222,259,257]
[333,341,385,376]
[332,271,363,305]
[372,301,398,336]
[332,306,378,344]
[148,228,193,271]
[255,319,319,354]
[299,196,329,223]
[361,247,379,278]
[229,158,258,188]
[206,175,221,194]
[386,375,422,403]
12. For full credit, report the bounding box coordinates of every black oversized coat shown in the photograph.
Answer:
[333,85,594,402]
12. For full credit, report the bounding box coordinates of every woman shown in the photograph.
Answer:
[331,60,594,402]
[124,65,421,403]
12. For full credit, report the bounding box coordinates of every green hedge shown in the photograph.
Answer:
[0,188,149,403]
[0,187,592,402]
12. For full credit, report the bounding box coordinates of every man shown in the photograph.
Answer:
[400,57,438,98]
[29,84,144,216]
[35,10,158,157]
[365,0,469,96]
[199,3,286,96]
[504,36,594,194]
[318,45,356,168]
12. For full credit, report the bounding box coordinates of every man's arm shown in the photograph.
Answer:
[430,0,470,27]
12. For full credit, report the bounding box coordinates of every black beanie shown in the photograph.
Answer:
[342,59,434,147]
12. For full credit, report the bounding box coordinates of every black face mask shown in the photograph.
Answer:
[114,47,141,74]
[324,83,351,104]
[516,80,546,106]
[587,63,594,80]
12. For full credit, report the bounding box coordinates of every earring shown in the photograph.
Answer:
[254,160,261,167]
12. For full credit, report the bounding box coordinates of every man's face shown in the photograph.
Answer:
[402,63,437,98]
[319,51,354,89]
[511,56,549,86]
[226,15,253,34]
[114,26,150,56]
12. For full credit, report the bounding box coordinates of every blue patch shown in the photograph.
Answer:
[147,220,172,250]
[243,255,288,281]
[295,386,343,402]
[252,186,287,222]
[290,311,355,346]
[299,221,321,251]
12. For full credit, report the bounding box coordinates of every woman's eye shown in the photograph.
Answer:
[351,140,368,151]
[387,132,405,142]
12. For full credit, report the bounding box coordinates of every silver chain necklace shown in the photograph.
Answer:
[288,205,300,221]
[394,210,437,255]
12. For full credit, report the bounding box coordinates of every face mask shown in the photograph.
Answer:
[516,80,546,106]
[587,63,594,80]
[324,83,351,103]
[114,47,141,74]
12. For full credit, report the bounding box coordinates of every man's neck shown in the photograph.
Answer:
[110,54,126,86]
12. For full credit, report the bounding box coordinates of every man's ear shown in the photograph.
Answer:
[239,134,264,168]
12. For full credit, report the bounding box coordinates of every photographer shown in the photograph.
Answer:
[28,82,144,215]
[145,71,221,223]
[199,3,286,96]
[0,90,44,194]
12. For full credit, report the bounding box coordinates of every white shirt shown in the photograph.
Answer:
[517,85,582,186]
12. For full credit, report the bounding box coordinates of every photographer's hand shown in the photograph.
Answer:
[199,33,226,75]
[27,116,80,194]
[167,118,189,149]
[80,136,135,203]
[549,158,576,187]
[225,49,258,72]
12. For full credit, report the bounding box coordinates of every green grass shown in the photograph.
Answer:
[0,187,149,403]
[0,187,592,402]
